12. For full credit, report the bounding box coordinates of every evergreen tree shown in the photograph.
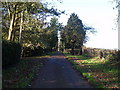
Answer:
[61,13,86,55]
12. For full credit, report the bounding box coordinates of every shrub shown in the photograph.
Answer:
[22,46,50,57]
[22,47,34,57]
[108,50,120,62]
[43,48,51,54]
[2,40,21,67]
[33,46,44,56]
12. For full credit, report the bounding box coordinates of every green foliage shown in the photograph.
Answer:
[2,40,21,67]
[2,1,64,51]
[81,46,118,60]
[108,50,120,62]
[22,45,52,57]
[46,17,60,50]
[2,56,45,88]
[61,13,86,54]
[64,53,120,88]
[22,46,35,57]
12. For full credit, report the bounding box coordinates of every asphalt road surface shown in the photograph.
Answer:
[29,52,93,88]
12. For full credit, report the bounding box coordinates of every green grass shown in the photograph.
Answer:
[64,52,120,88]
[2,53,50,88]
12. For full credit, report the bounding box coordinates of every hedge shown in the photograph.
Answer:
[64,47,119,61]
[22,46,51,57]
[2,40,21,67]
[22,46,44,57]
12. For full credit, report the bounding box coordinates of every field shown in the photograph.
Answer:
[64,53,120,88]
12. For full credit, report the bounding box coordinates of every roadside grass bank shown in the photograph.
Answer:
[2,53,51,88]
[63,52,120,88]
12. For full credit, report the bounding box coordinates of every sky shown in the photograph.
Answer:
[45,0,118,49]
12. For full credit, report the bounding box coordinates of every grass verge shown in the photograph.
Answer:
[2,54,50,88]
[64,52,120,89]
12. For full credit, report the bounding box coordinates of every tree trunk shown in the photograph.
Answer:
[6,2,11,18]
[11,13,18,41]
[8,30,12,41]
[7,4,17,41]
[11,30,16,41]
[8,14,15,40]
[19,11,23,45]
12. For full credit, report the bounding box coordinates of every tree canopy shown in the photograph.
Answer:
[2,1,95,55]
[61,13,94,54]
[2,1,64,51]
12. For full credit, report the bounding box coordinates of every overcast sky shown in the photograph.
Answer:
[45,0,118,49]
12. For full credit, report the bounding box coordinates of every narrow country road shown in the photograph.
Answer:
[29,52,93,88]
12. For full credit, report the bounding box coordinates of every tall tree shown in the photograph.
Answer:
[2,1,64,47]
[46,17,59,50]
[61,13,86,55]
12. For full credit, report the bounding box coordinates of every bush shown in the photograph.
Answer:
[2,40,21,67]
[108,50,120,62]
[22,46,51,57]
[43,48,52,54]
[33,46,44,56]
[116,50,120,61]
[22,47,34,57]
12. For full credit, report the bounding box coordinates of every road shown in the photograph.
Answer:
[29,52,93,88]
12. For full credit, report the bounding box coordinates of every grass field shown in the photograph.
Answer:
[64,52,120,88]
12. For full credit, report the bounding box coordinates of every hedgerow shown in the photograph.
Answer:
[64,47,119,62]
[2,40,21,67]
